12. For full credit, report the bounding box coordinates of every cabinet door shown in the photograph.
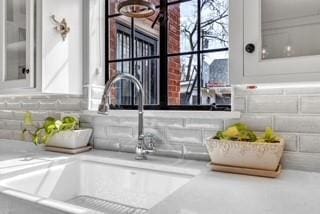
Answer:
[243,0,320,83]
[0,0,35,89]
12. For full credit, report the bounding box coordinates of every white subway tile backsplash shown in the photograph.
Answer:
[2,90,320,171]
[13,111,49,121]
[39,100,57,110]
[0,102,6,110]
[285,87,320,95]
[242,114,273,131]
[5,120,21,130]
[94,137,121,151]
[299,135,320,153]
[234,87,284,96]
[57,99,81,111]
[6,102,21,110]
[93,115,120,125]
[280,133,298,152]
[145,117,184,128]
[106,126,133,138]
[247,96,298,113]
[0,111,13,120]
[185,118,223,129]
[22,101,40,110]
[166,128,202,144]
[275,115,320,133]
[233,97,246,112]
[92,125,107,138]
[301,96,320,113]
[119,117,138,126]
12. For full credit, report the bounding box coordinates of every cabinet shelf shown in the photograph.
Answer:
[6,41,26,52]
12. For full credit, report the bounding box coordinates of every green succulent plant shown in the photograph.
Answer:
[22,112,79,145]
[214,123,280,143]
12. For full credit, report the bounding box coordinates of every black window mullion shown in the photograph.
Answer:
[197,0,201,105]
[131,18,135,106]
[159,0,168,108]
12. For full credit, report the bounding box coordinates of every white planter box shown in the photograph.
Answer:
[206,138,285,171]
[46,129,93,149]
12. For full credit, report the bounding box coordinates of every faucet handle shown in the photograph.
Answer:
[98,104,109,114]
[144,133,155,150]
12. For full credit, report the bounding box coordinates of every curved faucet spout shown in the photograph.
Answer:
[99,73,144,116]
[99,73,150,159]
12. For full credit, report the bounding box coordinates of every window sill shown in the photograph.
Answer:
[82,110,240,119]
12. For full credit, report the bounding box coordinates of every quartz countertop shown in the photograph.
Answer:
[149,168,320,214]
[0,140,319,214]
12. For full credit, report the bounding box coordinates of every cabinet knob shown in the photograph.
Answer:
[22,68,30,74]
[245,43,255,53]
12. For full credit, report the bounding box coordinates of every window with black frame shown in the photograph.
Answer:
[107,0,230,110]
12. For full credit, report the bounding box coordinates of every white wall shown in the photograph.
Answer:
[41,0,83,95]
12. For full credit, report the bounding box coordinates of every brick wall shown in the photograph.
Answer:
[168,6,181,105]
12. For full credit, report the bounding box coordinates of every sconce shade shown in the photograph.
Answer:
[117,0,156,18]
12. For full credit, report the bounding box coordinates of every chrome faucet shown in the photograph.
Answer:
[98,73,155,160]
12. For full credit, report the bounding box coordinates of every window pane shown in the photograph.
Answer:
[200,52,231,106]
[134,59,159,105]
[108,62,133,106]
[200,0,229,50]
[168,0,198,54]
[108,59,159,106]
[134,9,160,57]
[109,17,132,61]
[168,54,197,105]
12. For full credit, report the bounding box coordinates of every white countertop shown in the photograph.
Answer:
[149,169,320,214]
[0,140,319,214]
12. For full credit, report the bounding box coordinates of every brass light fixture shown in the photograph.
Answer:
[117,0,156,18]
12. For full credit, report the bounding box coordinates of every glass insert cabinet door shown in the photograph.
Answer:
[243,0,320,80]
[0,0,35,89]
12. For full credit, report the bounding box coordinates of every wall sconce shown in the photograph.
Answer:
[117,0,155,18]
[51,15,70,41]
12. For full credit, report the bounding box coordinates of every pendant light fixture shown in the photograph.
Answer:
[117,0,156,18]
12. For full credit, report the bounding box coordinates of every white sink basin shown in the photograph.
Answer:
[0,156,196,213]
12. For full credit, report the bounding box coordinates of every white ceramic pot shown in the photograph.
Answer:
[206,138,285,171]
[46,129,93,149]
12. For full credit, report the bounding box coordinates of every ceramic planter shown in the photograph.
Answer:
[206,138,285,171]
[46,129,92,149]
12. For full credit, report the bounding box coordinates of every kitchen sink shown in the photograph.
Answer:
[0,156,196,213]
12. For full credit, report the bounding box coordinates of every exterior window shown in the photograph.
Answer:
[107,0,230,110]
[115,24,158,105]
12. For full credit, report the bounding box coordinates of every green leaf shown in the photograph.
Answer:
[23,113,80,145]
[24,112,33,126]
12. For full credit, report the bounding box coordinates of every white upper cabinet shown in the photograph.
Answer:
[230,0,320,84]
[0,0,35,89]
[0,0,83,95]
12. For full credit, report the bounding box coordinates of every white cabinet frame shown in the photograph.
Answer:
[0,0,35,89]
[230,0,320,85]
